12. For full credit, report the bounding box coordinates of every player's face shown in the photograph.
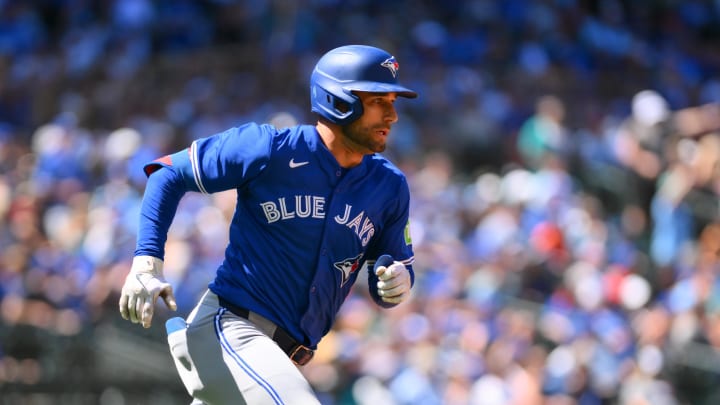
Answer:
[341,92,399,154]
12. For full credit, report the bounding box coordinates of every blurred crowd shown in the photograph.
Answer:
[1,0,720,404]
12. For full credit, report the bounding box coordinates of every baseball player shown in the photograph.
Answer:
[118,44,417,404]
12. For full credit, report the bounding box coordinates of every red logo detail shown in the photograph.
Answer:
[334,254,364,287]
[143,154,173,176]
[156,155,173,166]
[381,57,399,78]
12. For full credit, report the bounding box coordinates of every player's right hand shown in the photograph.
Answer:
[119,255,177,328]
[375,259,412,305]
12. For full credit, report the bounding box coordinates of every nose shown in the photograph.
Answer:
[385,103,398,124]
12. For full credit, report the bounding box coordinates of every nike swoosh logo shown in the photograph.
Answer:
[289,158,309,168]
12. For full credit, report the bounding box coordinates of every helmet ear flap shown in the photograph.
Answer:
[310,84,363,124]
[334,98,351,114]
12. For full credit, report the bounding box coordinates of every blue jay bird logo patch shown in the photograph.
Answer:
[381,57,399,78]
[334,254,364,287]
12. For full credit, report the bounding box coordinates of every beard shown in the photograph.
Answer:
[341,121,387,154]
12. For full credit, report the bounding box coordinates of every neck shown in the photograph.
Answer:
[316,121,365,168]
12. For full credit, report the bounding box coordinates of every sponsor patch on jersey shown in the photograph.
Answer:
[404,219,412,245]
[381,57,399,78]
[333,253,363,287]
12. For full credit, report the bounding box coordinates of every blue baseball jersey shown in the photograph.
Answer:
[138,123,414,347]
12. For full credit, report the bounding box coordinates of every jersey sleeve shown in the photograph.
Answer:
[134,167,186,259]
[135,123,274,258]
[370,176,415,267]
[366,177,415,308]
[143,123,274,193]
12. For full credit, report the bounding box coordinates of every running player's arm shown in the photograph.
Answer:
[120,124,273,327]
[118,164,185,327]
[136,123,273,257]
[367,178,415,308]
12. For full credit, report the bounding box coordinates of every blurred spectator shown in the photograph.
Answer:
[516,95,570,172]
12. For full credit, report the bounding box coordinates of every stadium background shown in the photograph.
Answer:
[1,1,720,404]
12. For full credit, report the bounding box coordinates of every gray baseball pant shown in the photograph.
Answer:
[166,290,321,405]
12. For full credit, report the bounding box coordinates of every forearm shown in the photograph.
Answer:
[134,167,187,259]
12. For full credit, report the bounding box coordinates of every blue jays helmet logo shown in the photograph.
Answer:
[381,57,400,78]
[334,254,364,287]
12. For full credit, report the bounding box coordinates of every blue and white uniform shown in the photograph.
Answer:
[138,123,414,404]
[122,43,419,405]
[140,123,414,347]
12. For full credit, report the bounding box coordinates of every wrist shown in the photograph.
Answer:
[132,255,164,276]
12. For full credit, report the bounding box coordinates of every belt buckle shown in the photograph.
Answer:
[289,345,314,366]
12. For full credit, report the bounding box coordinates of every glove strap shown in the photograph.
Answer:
[132,255,164,276]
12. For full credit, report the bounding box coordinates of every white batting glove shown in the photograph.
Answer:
[119,255,177,328]
[375,260,412,305]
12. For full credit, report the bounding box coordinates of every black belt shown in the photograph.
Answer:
[218,297,314,366]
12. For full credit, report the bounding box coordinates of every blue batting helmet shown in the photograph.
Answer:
[310,45,417,125]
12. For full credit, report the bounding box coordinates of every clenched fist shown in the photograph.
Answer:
[375,259,412,305]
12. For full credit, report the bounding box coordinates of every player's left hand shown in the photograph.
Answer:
[375,260,411,305]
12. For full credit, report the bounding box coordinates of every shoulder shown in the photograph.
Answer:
[248,124,317,147]
[367,154,407,179]
[366,154,409,190]
[276,124,319,147]
[230,122,280,139]
[219,123,312,150]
